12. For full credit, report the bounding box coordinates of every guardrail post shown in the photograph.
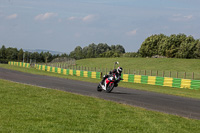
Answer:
[100,72,103,79]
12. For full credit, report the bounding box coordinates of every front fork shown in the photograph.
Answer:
[101,80,107,90]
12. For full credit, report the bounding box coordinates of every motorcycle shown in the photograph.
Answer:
[97,74,123,93]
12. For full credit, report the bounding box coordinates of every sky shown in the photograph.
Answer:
[0,0,200,53]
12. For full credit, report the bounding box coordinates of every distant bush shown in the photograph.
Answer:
[139,33,200,59]
[0,59,8,64]
[122,52,140,57]
[69,43,125,59]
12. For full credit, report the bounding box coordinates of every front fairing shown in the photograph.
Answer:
[108,75,120,83]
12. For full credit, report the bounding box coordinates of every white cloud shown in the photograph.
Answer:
[35,12,57,21]
[170,14,193,21]
[127,29,137,36]
[68,16,77,21]
[184,15,193,20]
[82,15,95,22]
[6,14,18,20]
[68,14,96,22]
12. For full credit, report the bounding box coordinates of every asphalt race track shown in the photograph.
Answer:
[1,67,200,120]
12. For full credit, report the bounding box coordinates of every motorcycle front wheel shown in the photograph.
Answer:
[106,82,115,93]
[97,83,102,92]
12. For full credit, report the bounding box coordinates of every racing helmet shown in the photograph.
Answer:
[117,67,123,73]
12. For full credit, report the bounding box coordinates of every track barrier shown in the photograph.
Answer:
[121,74,200,90]
[34,64,101,79]
[8,61,200,90]
[9,61,30,68]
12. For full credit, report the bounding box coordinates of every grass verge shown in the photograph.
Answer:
[0,79,200,133]
[1,64,200,99]
[75,58,200,72]
[75,58,200,79]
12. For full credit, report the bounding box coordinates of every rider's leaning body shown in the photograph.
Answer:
[100,67,123,86]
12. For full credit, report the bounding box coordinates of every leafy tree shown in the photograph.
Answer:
[24,51,32,63]
[30,52,40,63]
[166,34,183,57]
[194,40,200,58]
[96,43,110,56]
[112,52,121,57]
[70,43,125,59]
[39,52,45,62]
[0,45,6,59]
[140,34,167,57]
[60,53,68,58]
[74,46,83,60]
[5,47,18,61]
[87,43,97,58]
[82,46,89,58]
[52,54,60,60]
[87,47,95,58]
[104,51,114,57]
[158,38,168,56]
[115,44,125,53]
[172,35,195,58]
[69,51,75,59]
[139,33,198,58]
[43,52,51,64]
[18,48,24,61]
[110,45,116,52]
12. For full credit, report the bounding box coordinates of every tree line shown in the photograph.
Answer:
[69,43,125,59]
[1,33,199,63]
[0,43,126,63]
[0,45,69,63]
[139,33,200,58]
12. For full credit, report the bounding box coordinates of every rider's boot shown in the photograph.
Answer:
[100,80,104,85]
[100,75,106,85]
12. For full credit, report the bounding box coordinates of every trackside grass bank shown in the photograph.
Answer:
[76,58,200,73]
[1,64,200,99]
[75,58,200,80]
[0,79,200,133]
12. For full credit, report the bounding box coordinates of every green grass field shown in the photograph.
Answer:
[76,58,200,72]
[1,63,200,99]
[46,57,200,79]
[1,79,200,133]
[75,58,200,79]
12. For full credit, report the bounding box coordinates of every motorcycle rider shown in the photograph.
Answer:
[100,66,123,87]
